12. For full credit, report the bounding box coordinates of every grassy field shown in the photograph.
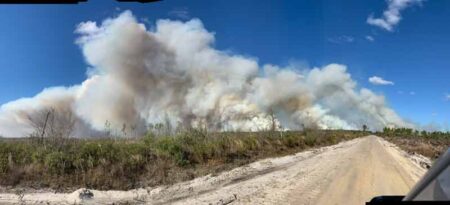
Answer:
[378,128,450,160]
[0,129,366,191]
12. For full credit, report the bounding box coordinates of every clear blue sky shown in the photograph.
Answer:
[0,0,448,128]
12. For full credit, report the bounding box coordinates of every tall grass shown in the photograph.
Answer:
[0,129,365,191]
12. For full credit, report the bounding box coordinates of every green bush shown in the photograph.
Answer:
[305,134,317,146]
[153,136,190,166]
[45,151,70,174]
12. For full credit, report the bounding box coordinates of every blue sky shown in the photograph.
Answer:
[0,0,448,128]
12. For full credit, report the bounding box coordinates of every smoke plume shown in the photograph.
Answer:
[0,11,414,137]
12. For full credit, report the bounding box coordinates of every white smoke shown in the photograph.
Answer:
[0,11,414,138]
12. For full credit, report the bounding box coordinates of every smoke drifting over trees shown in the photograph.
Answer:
[0,11,413,137]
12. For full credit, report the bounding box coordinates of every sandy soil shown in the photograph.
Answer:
[0,135,431,205]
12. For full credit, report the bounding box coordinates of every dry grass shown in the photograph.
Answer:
[0,129,366,191]
[382,136,449,159]
[379,128,450,160]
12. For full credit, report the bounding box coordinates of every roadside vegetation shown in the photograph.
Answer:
[0,128,366,191]
[379,127,450,159]
[4,110,446,192]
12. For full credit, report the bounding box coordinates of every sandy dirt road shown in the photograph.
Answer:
[0,136,430,205]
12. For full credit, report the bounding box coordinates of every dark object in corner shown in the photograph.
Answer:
[369,195,404,203]
[117,0,161,2]
[0,0,86,4]
[366,195,448,204]
[0,0,161,4]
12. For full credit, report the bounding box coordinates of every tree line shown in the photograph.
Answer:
[381,127,450,139]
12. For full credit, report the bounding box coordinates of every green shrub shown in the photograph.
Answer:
[305,134,317,146]
[153,136,190,166]
[45,151,69,174]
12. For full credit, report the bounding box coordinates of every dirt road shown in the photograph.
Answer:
[0,136,430,205]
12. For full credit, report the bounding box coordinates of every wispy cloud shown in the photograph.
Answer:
[168,7,190,20]
[409,91,416,95]
[327,35,354,44]
[369,76,394,85]
[75,21,100,35]
[446,93,450,101]
[365,35,375,42]
[367,0,425,31]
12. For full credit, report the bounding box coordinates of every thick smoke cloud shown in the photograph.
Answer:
[0,11,414,137]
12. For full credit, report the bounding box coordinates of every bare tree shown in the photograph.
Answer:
[121,123,127,138]
[27,107,75,141]
[164,114,173,136]
[268,107,276,132]
[27,109,51,142]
